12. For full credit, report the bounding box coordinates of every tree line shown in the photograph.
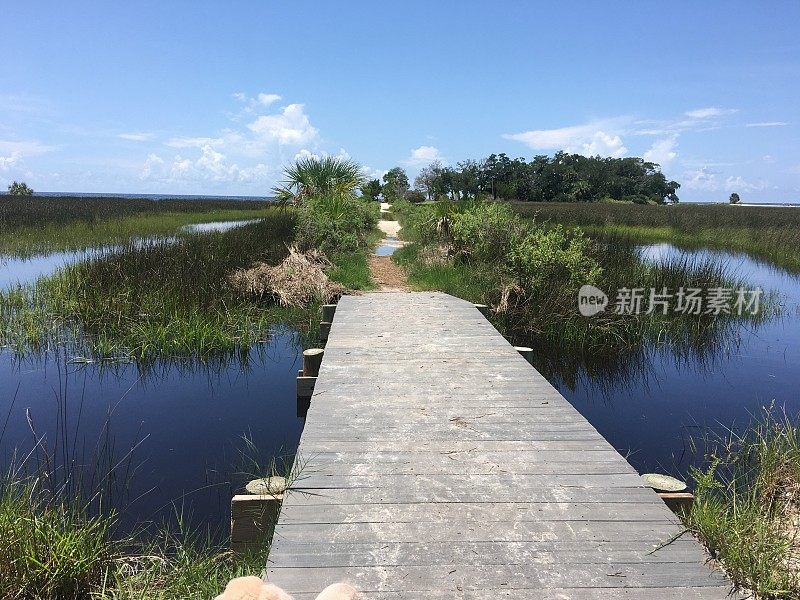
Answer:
[362,152,681,205]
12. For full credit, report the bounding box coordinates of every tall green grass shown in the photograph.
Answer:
[0,463,269,600]
[512,201,800,272]
[685,411,800,597]
[0,212,316,360]
[392,202,763,367]
[1,208,276,257]
[0,196,269,231]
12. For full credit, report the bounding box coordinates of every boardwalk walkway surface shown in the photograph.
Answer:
[268,292,738,599]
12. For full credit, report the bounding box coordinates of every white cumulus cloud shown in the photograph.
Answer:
[682,166,767,194]
[643,136,678,166]
[404,145,443,166]
[256,93,281,106]
[503,120,628,157]
[247,103,319,146]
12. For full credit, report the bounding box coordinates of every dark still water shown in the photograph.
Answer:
[0,329,304,535]
[542,243,800,482]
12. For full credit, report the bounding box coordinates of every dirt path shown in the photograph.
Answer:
[370,204,409,292]
[369,255,408,291]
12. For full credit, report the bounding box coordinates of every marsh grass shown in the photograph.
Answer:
[0,474,115,599]
[328,251,375,290]
[393,244,495,303]
[512,202,800,272]
[0,196,274,257]
[0,213,316,359]
[686,411,800,597]
[392,207,761,363]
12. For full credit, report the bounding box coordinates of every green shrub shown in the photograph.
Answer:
[508,225,601,290]
[403,190,426,204]
[295,196,378,256]
[450,201,522,262]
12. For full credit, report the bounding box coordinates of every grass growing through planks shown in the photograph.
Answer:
[511,201,800,273]
[685,411,800,597]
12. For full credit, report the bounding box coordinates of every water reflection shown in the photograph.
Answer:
[533,243,800,482]
[0,218,263,289]
[0,328,304,536]
[181,219,262,234]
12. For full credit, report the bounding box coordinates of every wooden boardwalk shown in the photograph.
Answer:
[268,292,737,599]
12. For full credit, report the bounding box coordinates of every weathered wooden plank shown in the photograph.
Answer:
[277,501,679,524]
[291,473,647,491]
[295,458,636,476]
[295,440,617,452]
[290,588,738,600]
[278,486,677,505]
[268,562,731,593]
[270,519,685,545]
[268,538,709,567]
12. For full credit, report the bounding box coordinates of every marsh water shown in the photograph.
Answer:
[542,243,800,478]
[1,237,799,534]
[0,334,305,535]
[0,219,260,289]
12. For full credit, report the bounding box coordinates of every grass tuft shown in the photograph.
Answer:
[686,411,800,597]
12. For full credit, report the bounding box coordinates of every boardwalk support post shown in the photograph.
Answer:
[230,493,283,554]
[297,349,323,417]
[322,304,337,323]
[303,348,324,377]
[514,346,534,365]
[319,322,332,342]
[658,492,695,514]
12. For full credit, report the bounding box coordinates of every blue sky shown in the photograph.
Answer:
[1,1,798,202]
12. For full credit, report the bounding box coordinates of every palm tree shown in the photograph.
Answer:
[272,156,365,207]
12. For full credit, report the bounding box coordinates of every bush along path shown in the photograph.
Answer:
[369,203,409,291]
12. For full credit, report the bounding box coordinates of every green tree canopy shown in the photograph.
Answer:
[410,152,681,204]
[360,179,382,202]
[729,192,741,204]
[382,167,409,201]
[7,181,33,196]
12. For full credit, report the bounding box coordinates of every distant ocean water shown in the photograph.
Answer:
[31,192,272,201]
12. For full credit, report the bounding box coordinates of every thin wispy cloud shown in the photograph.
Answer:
[745,121,789,128]
[684,107,738,119]
[119,132,155,142]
